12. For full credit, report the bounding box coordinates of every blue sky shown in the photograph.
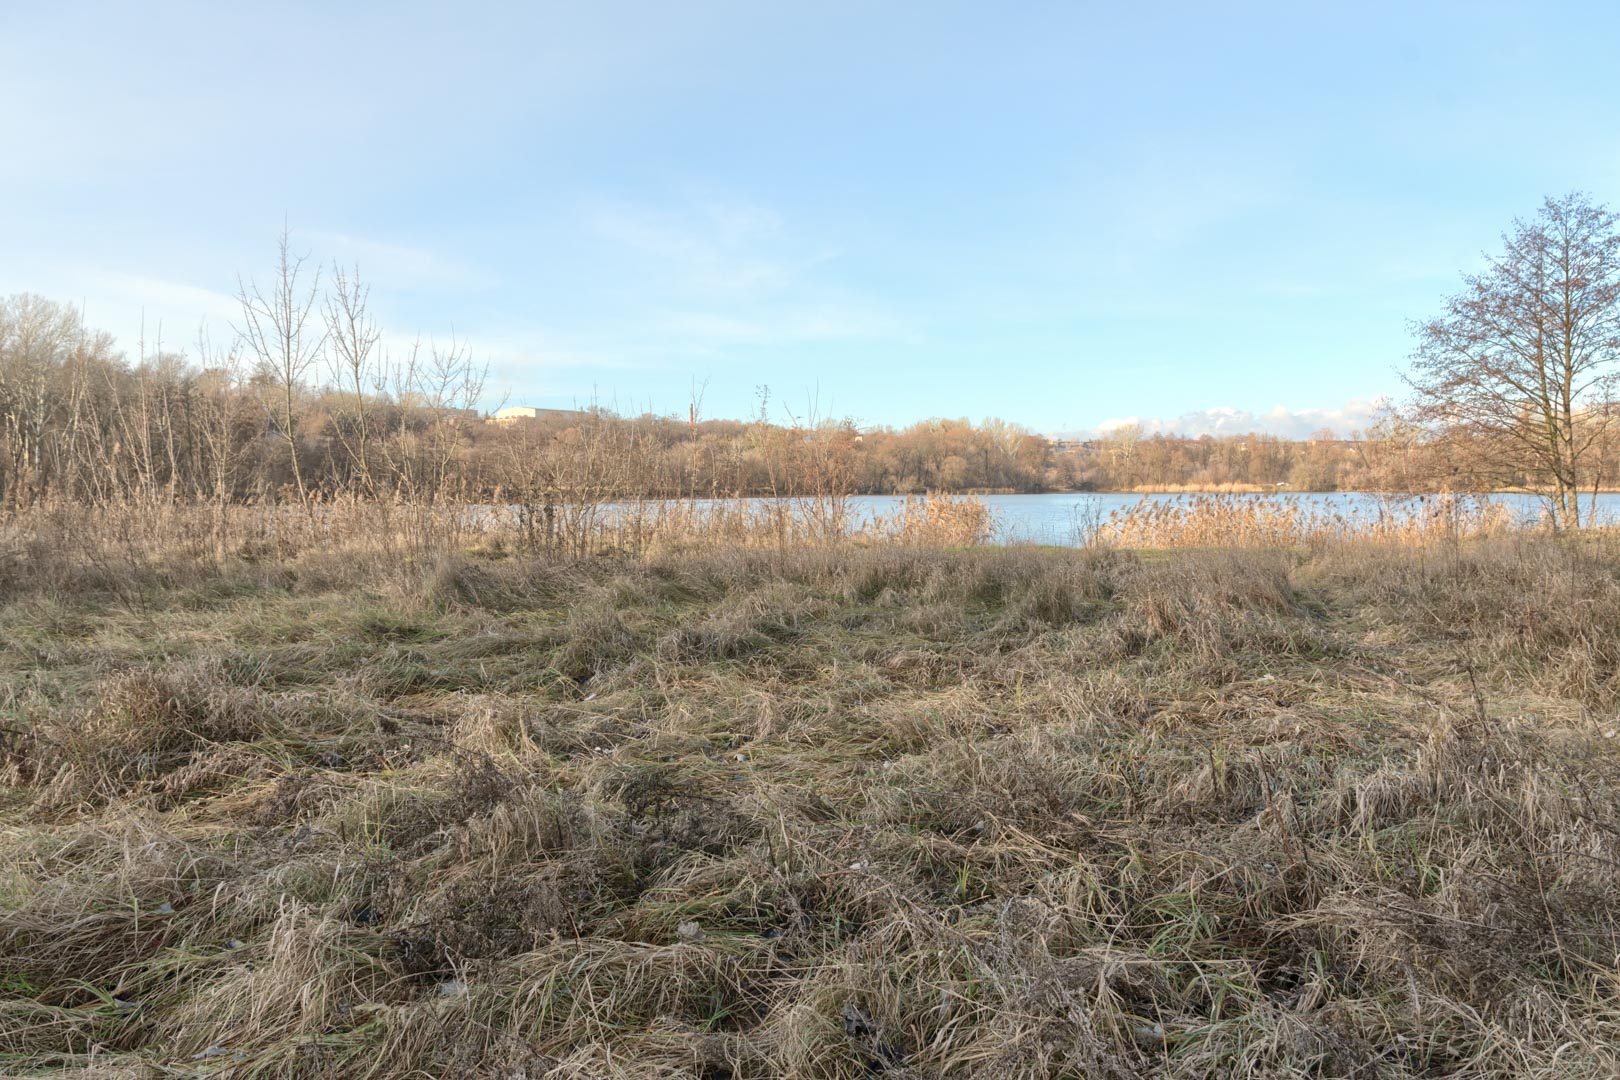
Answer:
[4,2,1618,435]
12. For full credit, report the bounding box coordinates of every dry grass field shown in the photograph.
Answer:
[3,514,1620,1077]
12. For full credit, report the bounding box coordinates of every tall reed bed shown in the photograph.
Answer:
[1094,493,1520,548]
[0,492,997,599]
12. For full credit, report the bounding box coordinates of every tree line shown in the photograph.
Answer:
[4,194,1620,524]
[0,293,1463,510]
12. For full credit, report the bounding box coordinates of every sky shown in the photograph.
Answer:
[4,1,1619,436]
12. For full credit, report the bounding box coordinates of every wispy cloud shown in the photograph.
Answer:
[90,273,239,322]
[572,193,907,361]
[304,231,492,291]
[586,197,837,297]
[63,272,244,355]
[659,305,907,347]
[475,331,649,375]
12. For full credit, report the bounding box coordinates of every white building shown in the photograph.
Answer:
[490,405,543,423]
[486,405,593,425]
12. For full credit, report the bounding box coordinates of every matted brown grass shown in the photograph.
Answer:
[3,531,1620,1077]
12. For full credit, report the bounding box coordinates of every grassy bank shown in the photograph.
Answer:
[3,535,1620,1077]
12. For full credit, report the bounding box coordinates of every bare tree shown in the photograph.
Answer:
[1102,422,1144,489]
[0,294,80,506]
[194,321,246,558]
[779,391,860,544]
[324,264,383,496]
[417,334,487,503]
[237,225,325,508]
[1407,193,1620,528]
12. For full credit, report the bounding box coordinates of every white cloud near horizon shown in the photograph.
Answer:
[1075,398,1392,441]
